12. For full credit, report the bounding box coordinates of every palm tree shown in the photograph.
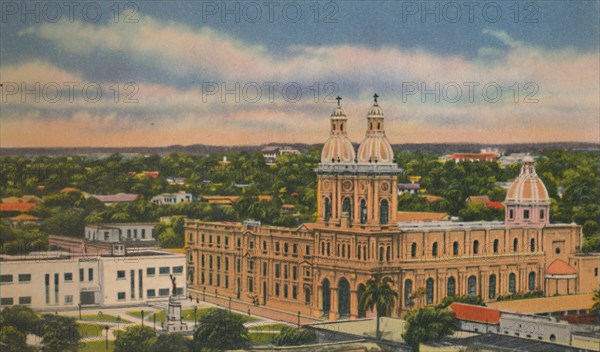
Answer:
[402,307,457,352]
[361,275,398,340]
[591,289,600,317]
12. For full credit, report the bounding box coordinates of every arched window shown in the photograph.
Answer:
[523,209,530,219]
[489,274,497,299]
[360,199,367,224]
[377,122,381,129]
[342,197,352,221]
[347,244,351,259]
[404,279,413,306]
[528,272,536,292]
[473,240,479,255]
[380,200,389,225]
[540,209,545,220]
[386,246,391,261]
[327,242,331,256]
[447,277,456,296]
[340,124,343,132]
[411,243,417,258]
[530,238,535,252]
[426,278,434,305]
[468,276,477,297]
[509,273,516,294]
[453,241,459,256]
[341,244,345,258]
[493,239,499,254]
[357,246,362,260]
[321,241,325,255]
[379,247,384,262]
[432,242,438,257]
[363,245,368,260]
[324,198,331,222]
[513,238,519,252]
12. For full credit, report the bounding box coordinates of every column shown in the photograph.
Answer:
[329,286,338,320]
[350,290,358,319]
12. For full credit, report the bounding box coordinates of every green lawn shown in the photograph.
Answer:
[252,323,289,331]
[126,307,261,324]
[78,323,106,338]
[248,331,277,343]
[80,313,131,323]
[80,340,115,352]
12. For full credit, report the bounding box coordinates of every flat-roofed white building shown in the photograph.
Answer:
[85,223,157,242]
[0,247,186,310]
[151,192,193,205]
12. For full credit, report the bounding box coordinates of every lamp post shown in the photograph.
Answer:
[297,311,301,328]
[116,315,121,337]
[141,310,145,328]
[228,297,232,313]
[194,305,198,327]
[104,325,109,351]
[203,287,206,301]
[78,303,82,320]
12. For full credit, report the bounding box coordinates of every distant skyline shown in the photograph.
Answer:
[1,1,599,147]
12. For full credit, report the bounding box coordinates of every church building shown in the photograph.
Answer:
[185,96,599,319]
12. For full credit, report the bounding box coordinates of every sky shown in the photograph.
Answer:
[0,0,599,147]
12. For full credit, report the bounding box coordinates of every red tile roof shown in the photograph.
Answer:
[0,203,37,212]
[10,214,41,221]
[485,201,504,210]
[449,303,501,324]
[467,195,490,203]
[546,259,577,276]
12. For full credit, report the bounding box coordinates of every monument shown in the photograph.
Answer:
[163,274,189,333]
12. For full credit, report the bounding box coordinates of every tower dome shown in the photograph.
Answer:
[504,156,550,226]
[320,97,356,164]
[356,94,394,164]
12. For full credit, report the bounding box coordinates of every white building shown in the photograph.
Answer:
[85,223,157,242]
[151,192,193,205]
[262,146,301,164]
[0,247,186,310]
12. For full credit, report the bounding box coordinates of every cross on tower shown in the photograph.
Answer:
[336,96,342,106]
[373,93,379,103]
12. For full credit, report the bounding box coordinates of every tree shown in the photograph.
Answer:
[39,314,81,352]
[114,325,156,352]
[402,307,457,352]
[274,326,316,346]
[193,309,248,350]
[591,289,600,315]
[0,305,40,333]
[0,325,29,352]
[361,275,398,339]
[150,333,190,352]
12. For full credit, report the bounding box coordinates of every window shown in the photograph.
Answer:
[513,238,519,252]
[225,237,229,248]
[380,199,389,225]
[217,236,221,246]
[509,273,516,294]
[426,278,434,305]
[528,272,536,292]
[468,276,477,297]
[284,243,289,254]
[249,261,255,272]
[18,274,31,282]
[275,283,280,296]
[489,274,497,299]
[555,247,561,254]
[539,209,545,219]
[493,239,499,254]
[404,279,413,306]
[305,245,310,256]
[432,242,438,257]
[249,241,254,249]
[595,268,598,277]
[509,208,514,219]
[275,242,280,252]
[473,240,479,255]
[173,266,184,274]
[292,266,297,280]
[117,271,125,279]
[225,258,229,272]
[275,264,281,278]
[79,269,84,281]
[263,240,267,252]
[237,238,241,248]
[237,259,241,273]
[304,287,311,304]
[159,288,169,297]
[530,238,535,252]
[202,233,205,243]
[248,278,253,292]
[159,267,170,275]
[379,247,384,261]
[360,199,367,224]
[1,275,13,283]
[88,268,93,281]
[411,243,417,258]
[19,296,32,305]
[1,298,14,305]
[453,241,459,256]
[284,265,288,279]
[293,285,298,299]
[64,295,73,304]
[147,267,155,276]
[284,284,288,298]
[141,229,146,239]
[523,209,530,219]
[64,273,73,282]
[117,292,126,300]
[447,277,456,297]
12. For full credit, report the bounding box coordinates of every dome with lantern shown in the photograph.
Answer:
[320,97,356,164]
[356,94,394,164]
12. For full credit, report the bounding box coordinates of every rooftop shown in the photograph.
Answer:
[488,293,595,314]
[449,303,501,324]
[546,259,577,276]
[0,202,38,212]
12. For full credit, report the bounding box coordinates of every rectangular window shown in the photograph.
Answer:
[249,261,254,271]
[64,295,73,305]
[217,257,221,270]
[293,285,298,299]
[147,267,155,276]
[275,242,280,253]
[201,255,205,268]
[147,289,156,298]
[209,273,213,285]
[540,209,545,220]
[209,235,212,244]
[209,255,213,269]
[249,241,254,249]
[173,266,184,274]
[0,298,14,305]
[176,288,183,296]
[275,283,280,296]
[139,269,143,299]
[262,263,267,276]
[225,237,229,248]
[64,273,73,282]
[54,273,59,304]
[284,284,288,298]
[217,236,221,246]
[237,259,241,273]
[117,292,126,300]
[134,229,138,238]
[263,240,267,252]
[284,243,289,254]
[130,270,135,299]
[225,257,229,272]
[159,267,170,275]
[141,229,146,239]
[79,269,84,281]
[217,274,221,287]
[117,271,126,279]
[18,274,31,283]
[159,288,169,297]
[19,296,32,305]
[248,277,254,292]
[202,233,205,243]
[292,244,297,255]
[284,265,288,279]
[524,209,530,219]
[225,275,229,289]
[88,268,94,281]
[306,245,310,255]
[275,264,281,278]
[292,266,297,280]
[45,274,50,304]
[0,275,13,283]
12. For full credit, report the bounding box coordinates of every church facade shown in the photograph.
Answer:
[185,97,599,319]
